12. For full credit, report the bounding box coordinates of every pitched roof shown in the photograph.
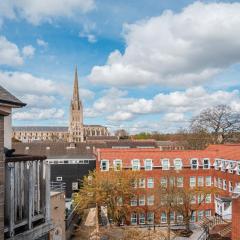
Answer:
[13,126,69,132]
[0,86,26,107]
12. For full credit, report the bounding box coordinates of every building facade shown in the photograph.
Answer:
[13,67,109,143]
[95,145,240,227]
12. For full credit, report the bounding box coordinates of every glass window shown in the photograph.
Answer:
[223,179,227,190]
[205,176,212,186]
[161,212,167,223]
[177,213,183,223]
[205,194,211,203]
[130,196,138,206]
[191,195,197,204]
[144,159,153,171]
[131,213,137,225]
[205,210,211,217]
[132,159,140,170]
[198,194,204,204]
[147,178,154,188]
[169,177,175,187]
[139,178,146,188]
[113,159,122,171]
[198,176,204,187]
[147,195,154,206]
[139,195,145,206]
[117,197,123,206]
[170,212,175,223]
[203,159,210,169]
[160,177,167,188]
[198,210,204,221]
[174,159,182,170]
[218,178,222,189]
[162,159,170,170]
[190,211,196,222]
[229,181,233,192]
[101,160,109,171]
[177,177,184,187]
[190,176,196,187]
[191,159,198,169]
[139,213,145,224]
[147,212,154,224]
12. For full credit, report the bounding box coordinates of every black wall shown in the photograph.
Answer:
[50,160,96,198]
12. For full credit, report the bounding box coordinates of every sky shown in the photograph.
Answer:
[1,0,240,134]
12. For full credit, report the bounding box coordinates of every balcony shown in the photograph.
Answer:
[4,154,53,239]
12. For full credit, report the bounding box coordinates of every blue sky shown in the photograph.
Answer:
[1,0,240,134]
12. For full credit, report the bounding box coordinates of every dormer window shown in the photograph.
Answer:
[191,159,198,169]
[237,163,240,175]
[144,159,153,171]
[162,159,170,170]
[203,159,210,169]
[221,161,227,172]
[132,159,140,171]
[227,161,235,173]
[100,160,109,171]
[174,159,182,170]
[113,159,122,171]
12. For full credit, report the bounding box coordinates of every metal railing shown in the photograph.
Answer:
[50,181,66,193]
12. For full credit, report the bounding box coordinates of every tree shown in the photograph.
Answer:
[114,129,129,139]
[191,105,240,144]
[74,170,142,225]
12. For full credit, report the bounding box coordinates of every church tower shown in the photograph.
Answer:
[68,66,84,142]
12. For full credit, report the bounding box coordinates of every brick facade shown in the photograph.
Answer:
[0,116,4,240]
[96,147,240,226]
[232,197,240,240]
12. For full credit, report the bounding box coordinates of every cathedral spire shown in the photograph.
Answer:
[73,65,79,101]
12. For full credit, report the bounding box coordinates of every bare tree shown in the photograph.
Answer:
[191,105,240,144]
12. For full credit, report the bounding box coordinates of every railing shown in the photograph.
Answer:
[50,181,66,193]
[4,154,51,238]
[197,226,209,240]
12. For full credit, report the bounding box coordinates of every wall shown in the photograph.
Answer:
[0,115,4,240]
[4,113,11,149]
[49,192,66,240]
[232,196,240,240]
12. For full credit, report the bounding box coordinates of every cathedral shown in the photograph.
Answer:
[13,67,109,143]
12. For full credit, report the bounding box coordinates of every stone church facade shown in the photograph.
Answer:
[13,67,109,143]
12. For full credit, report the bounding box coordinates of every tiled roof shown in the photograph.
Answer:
[13,126,69,132]
[97,148,218,166]
[0,86,25,107]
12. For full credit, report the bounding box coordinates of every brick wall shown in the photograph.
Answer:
[0,115,4,240]
[232,197,240,240]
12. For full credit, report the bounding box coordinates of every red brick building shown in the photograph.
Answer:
[95,145,240,233]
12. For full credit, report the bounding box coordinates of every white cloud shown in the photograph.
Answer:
[36,38,48,47]
[0,36,23,66]
[22,45,35,58]
[107,111,133,122]
[13,108,64,121]
[20,95,56,108]
[89,2,240,87]
[0,0,95,25]
[79,21,97,43]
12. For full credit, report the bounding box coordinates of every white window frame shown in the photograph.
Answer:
[205,210,211,217]
[177,177,183,187]
[162,159,170,170]
[100,160,109,171]
[147,177,154,188]
[130,196,138,206]
[139,195,145,206]
[144,159,153,171]
[191,159,198,170]
[113,159,122,171]
[139,178,146,188]
[198,210,204,221]
[191,195,197,204]
[190,176,196,187]
[139,213,145,224]
[205,194,211,203]
[205,176,212,186]
[160,177,167,188]
[147,195,154,206]
[161,212,167,223]
[147,212,154,224]
[131,213,137,225]
[132,159,140,171]
[223,179,227,190]
[229,181,233,192]
[177,213,183,223]
[203,158,210,169]
[174,158,182,170]
[56,176,62,181]
[198,176,204,187]
[190,211,196,222]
